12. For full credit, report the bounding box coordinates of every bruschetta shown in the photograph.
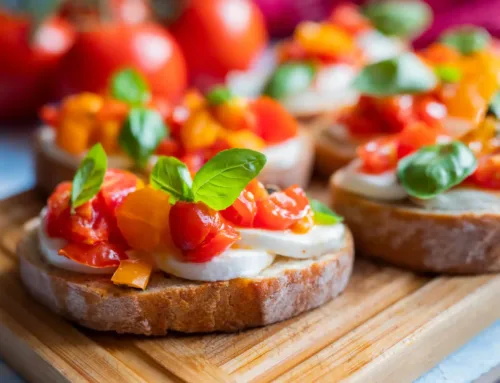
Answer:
[36,69,314,194]
[21,145,353,334]
[330,125,500,274]
[316,29,500,177]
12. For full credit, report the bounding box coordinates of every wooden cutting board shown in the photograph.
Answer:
[0,189,498,383]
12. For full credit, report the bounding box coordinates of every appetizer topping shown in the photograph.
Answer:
[471,154,500,189]
[110,68,151,106]
[397,142,477,199]
[45,146,142,268]
[111,260,153,290]
[263,62,316,100]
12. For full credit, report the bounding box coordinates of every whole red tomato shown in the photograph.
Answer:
[54,22,187,102]
[169,0,268,88]
[0,12,74,121]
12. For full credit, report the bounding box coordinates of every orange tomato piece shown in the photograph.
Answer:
[290,207,314,234]
[181,110,221,151]
[183,88,206,111]
[56,119,91,154]
[111,260,153,290]
[250,97,298,143]
[116,187,172,252]
[60,92,103,117]
[419,43,461,66]
[462,117,500,155]
[225,130,266,150]
[96,98,129,122]
[94,120,121,153]
[294,22,354,57]
[212,98,256,131]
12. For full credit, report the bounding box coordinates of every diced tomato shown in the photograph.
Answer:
[471,154,500,189]
[183,221,240,263]
[250,97,298,144]
[95,98,129,122]
[39,104,59,127]
[328,3,371,35]
[414,96,447,128]
[59,242,128,268]
[221,189,257,227]
[397,122,449,159]
[46,170,140,251]
[169,201,240,262]
[156,138,182,157]
[358,136,399,174]
[340,109,384,136]
[377,95,414,133]
[246,179,269,201]
[254,185,309,230]
[180,152,205,174]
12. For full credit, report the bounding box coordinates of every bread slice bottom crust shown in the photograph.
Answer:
[18,225,354,335]
[331,184,500,274]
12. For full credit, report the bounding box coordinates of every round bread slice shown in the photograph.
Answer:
[315,131,357,178]
[330,182,500,274]
[18,223,354,335]
[35,127,315,195]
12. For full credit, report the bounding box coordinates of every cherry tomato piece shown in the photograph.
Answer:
[221,190,257,227]
[471,154,500,189]
[358,136,399,174]
[250,97,298,143]
[254,185,309,230]
[397,122,449,159]
[59,242,128,268]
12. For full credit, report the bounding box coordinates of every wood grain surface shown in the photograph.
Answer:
[0,190,498,383]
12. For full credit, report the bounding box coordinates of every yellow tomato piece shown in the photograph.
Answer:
[463,117,500,155]
[116,187,171,252]
[111,260,153,290]
[183,88,206,112]
[294,22,354,56]
[55,119,91,155]
[61,92,104,117]
[225,130,266,150]
[213,98,255,131]
[181,110,221,151]
[94,120,121,153]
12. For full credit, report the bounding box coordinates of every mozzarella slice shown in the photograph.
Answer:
[37,210,117,275]
[237,224,345,259]
[334,159,408,201]
[155,250,275,282]
[411,187,500,212]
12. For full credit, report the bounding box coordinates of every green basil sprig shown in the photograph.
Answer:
[353,53,437,96]
[397,142,477,199]
[309,199,343,225]
[363,0,432,38]
[110,68,151,105]
[487,91,500,119]
[151,148,267,210]
[263,62,316,100]
[434,65,462,83]
[118,107,168,169]
[206,86,234,106]
[70,143,107,213]
[440,26,491,56]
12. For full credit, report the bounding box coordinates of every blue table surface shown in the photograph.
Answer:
[0,130,499,383]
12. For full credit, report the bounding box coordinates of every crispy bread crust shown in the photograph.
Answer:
[34,127,315,195]
[331,183,500,274]
[18,225,354,335]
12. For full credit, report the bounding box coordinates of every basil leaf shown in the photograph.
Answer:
[206,86,233,106]
[192,148,267,210]
[487,91,500,118]
[353,53,437,96]
[263,62,316,100]
[309,199,343,225]
[363,1,432,37]
[119,108,168,169]
[434,65,462,83]
[397,142,477,199]
[440,26,491,55]
[70,143,107,212]
[110,68,150,105]
[150,156,194,203]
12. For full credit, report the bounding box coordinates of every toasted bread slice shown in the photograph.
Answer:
[315,130,358,178]
[18,223,354,335]
[331,182,500,274]
[35,127,315,195]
